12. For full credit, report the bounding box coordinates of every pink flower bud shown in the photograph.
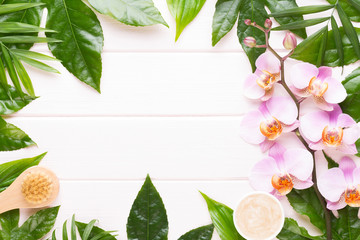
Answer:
[244,36,257,48]
[264,19,272,29]
[283,32,297,50]
[244,19,252,25]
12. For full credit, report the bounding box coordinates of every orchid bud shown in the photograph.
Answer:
[244,19,252,25]
[264,19,272,29]
[283,32,297,50]
[244,37,257,48]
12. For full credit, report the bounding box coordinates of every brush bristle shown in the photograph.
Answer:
[21,172,53,204]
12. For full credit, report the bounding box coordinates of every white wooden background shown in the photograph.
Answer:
[0,0,359,239]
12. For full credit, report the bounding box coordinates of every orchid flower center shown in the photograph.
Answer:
[307,77,328,97]
[271,173,294,195]
[260,117,283,140]
[321,126,343,146]
[256,70,277,90]
[345,186,360,207]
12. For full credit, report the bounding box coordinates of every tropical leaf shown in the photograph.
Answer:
[277,218,325,240]
[178,224,214,240]
[88,0,168,27]
[331,16,344,67]
[0,85,35,115]
[269,5,334,17]
[327,0,360,22]
[237,0,268,72]
[127,175,168,240]
[331,206,360,240]
[44,0,104,92]
[271,17,330,31]
[0,3,44,15]
[212,0,241,46]
[167,0,207,41]
[340,66,360,122]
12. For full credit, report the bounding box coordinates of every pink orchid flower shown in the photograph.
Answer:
[244,52,281,101]
[318,157,360,212]
[250,143,313,196]
[239,96,298,152]
[289,63,346,111]
[300,105,360,154]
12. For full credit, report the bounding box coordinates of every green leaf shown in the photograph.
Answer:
[11,206,60,240]
[0,116,35,151]
[212,0,241,46]
[347,0,360,14]
[0,85,35,115]
[237,0,267,72]
[76,221,117,240]
[0,56,10,98]
[0,3,44,15]
[12,55,35,97]
[1,44,23,97]
[88,0,168,27]
[0,209,19,239]
[340,66,360,122]
[127,175,168,240]
[178,224,214,240]
[322,151,339,168]
[200,192,244,240]
[337,4,360,58]
[265,0,307,39]
[317,27,328,67]
[71,215,76,240]
[80,220,96,240]
[0,35,59,43]
[44,0,104,93]
[291,27,360,67]
[269,5,334,17]
[62,220,68,240]
[11,49,59,61]
[167,0,207,41]
[286,188,326,234]
[272,17,330,31]
[327,0,360,22]
[14,55,60,74]
[277,218,325,240]
[0,22,54,33]
[331,17,344,67]
[331,206,360,240]
[0,152,45,192]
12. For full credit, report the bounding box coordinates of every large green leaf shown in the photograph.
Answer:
[331,206,360,240]
[127,175,168,240]
[44,0,104,92]
[200,192,244,240]
[0,152,45,192]
[0,0,45,50]
[291,27,360,67]
[327,0,360,22]
[178,224,214,240]
[212,0,241,46]
[9,206,59,240]
[76,221,117,240]
[286,188,326,234]
[265,0,306,38]
[88,0,168,27]
[0,117,35,151]
[237,0,268,72]
[0,209,19,240]
[0,85,35,115]
[277,218,325,240]
[340,66,360,122]
[167,0,207,41]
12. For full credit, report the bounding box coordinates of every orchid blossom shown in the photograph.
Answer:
[244,52,281,101]
[249,143,313,197]
[300,105,360,154]
[239,95,298,151]
[318,157,360,213]
[289,63,346,111]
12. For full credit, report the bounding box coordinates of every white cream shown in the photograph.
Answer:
[234,192,284,240]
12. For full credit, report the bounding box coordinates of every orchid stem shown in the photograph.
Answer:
[263,30,333,239]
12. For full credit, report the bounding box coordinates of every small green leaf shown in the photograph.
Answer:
[200,192,244,240]
[127,175,168,240]
[62,220,68,240]
[286,188,326,234]
[0,3,44,15]
[347,0,360,13]
[12,55,35,97]
[327,0,360,22]
[88,0,168,27]
[0,116,35,151]
[0,36,59,43]
[277,218,325,240]
[317,27,328,67]
[337,4,360,58]
[0,55,10,97]
[331,206,360,240]
[81,220,97,240]
[269,5,334,17]
[340,66,360,122]
[212,0,241,46]
[322,151,339,168]
[1,44,23,98]
[0,85,35,115]
[237,0,267,72]
[265,0,306,38]
[44,0,104,92]
[10,49,59,61]
[331,17,344,67]
[12,206,60,240]
[178,224,214,240]
[167,0,207,41]
[14,54,60,74]
[272,17,330,31]
[0,22,54,33]
[76,221,117,240]
[71,215,76,240]
[0,152,45,192]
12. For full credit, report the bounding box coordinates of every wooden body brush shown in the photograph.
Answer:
[0,166,60,214]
